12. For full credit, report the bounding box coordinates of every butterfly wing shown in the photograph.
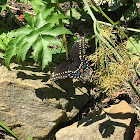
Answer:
[68,37,87,78]
[50,60,70,81]
[70,36,85,59]
[50,37,87,81]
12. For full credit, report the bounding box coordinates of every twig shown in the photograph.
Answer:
[7,5,35,15]
[97,21,140,33]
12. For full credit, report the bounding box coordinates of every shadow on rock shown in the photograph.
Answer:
[35,78,90,116]
[77,101,136,140]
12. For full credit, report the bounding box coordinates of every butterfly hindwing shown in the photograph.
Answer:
[50,61,70,81]
[50,37,87,81]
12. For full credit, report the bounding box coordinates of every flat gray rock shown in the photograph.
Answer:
[55,100,136,140]
[0,63,89,140]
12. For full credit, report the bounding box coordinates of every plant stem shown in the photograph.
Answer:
[6,7,22,27]
[0,121,20,140]
[97,21,140,33]
[83,0,96,21]
[90,1,140,56]
[94,21,124,62]
[56,0,68,57]
[128,80,140,99]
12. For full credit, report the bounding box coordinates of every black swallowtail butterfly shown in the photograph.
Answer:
[50,37,88,81]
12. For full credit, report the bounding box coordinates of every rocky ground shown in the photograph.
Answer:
[0,0,140,140]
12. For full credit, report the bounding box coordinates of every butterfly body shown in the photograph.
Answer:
[50,37,88,81]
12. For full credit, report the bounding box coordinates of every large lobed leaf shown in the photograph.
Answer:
[5,0,72,70]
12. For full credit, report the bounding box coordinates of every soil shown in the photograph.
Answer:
[0,0,140,140]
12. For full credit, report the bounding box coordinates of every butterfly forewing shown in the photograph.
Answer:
[70,37,85,59]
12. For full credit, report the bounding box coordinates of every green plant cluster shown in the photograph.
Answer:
[0,0,139,71]
[88,24,140,94]
[0,0,140,139]
[2,0,73,70]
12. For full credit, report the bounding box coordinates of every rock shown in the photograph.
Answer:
[0,63,89,140]
[55,100,136,140]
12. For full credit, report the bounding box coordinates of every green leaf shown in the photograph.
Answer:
[42,45,52,69]
[8,26,33,38]
[34,9,48,28]
[0,121,20,140]
[24,13,34,27]
[46,13,70,24]
[15,37,27,62]
[0,39,5,50]
[5,38,18,70]
[67,8,82,19]
[33,35,63,69]
[126,35,140,61]
[40,25,72,37]
[108,0,121,11]
[32,37,43,63]
[42,7,55,19]
[0,5,7,13]
[120,5,138,22]
[20,30,39,61]
[30,0,46,13]
[41,35,62,47]
[0,33,10,50]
